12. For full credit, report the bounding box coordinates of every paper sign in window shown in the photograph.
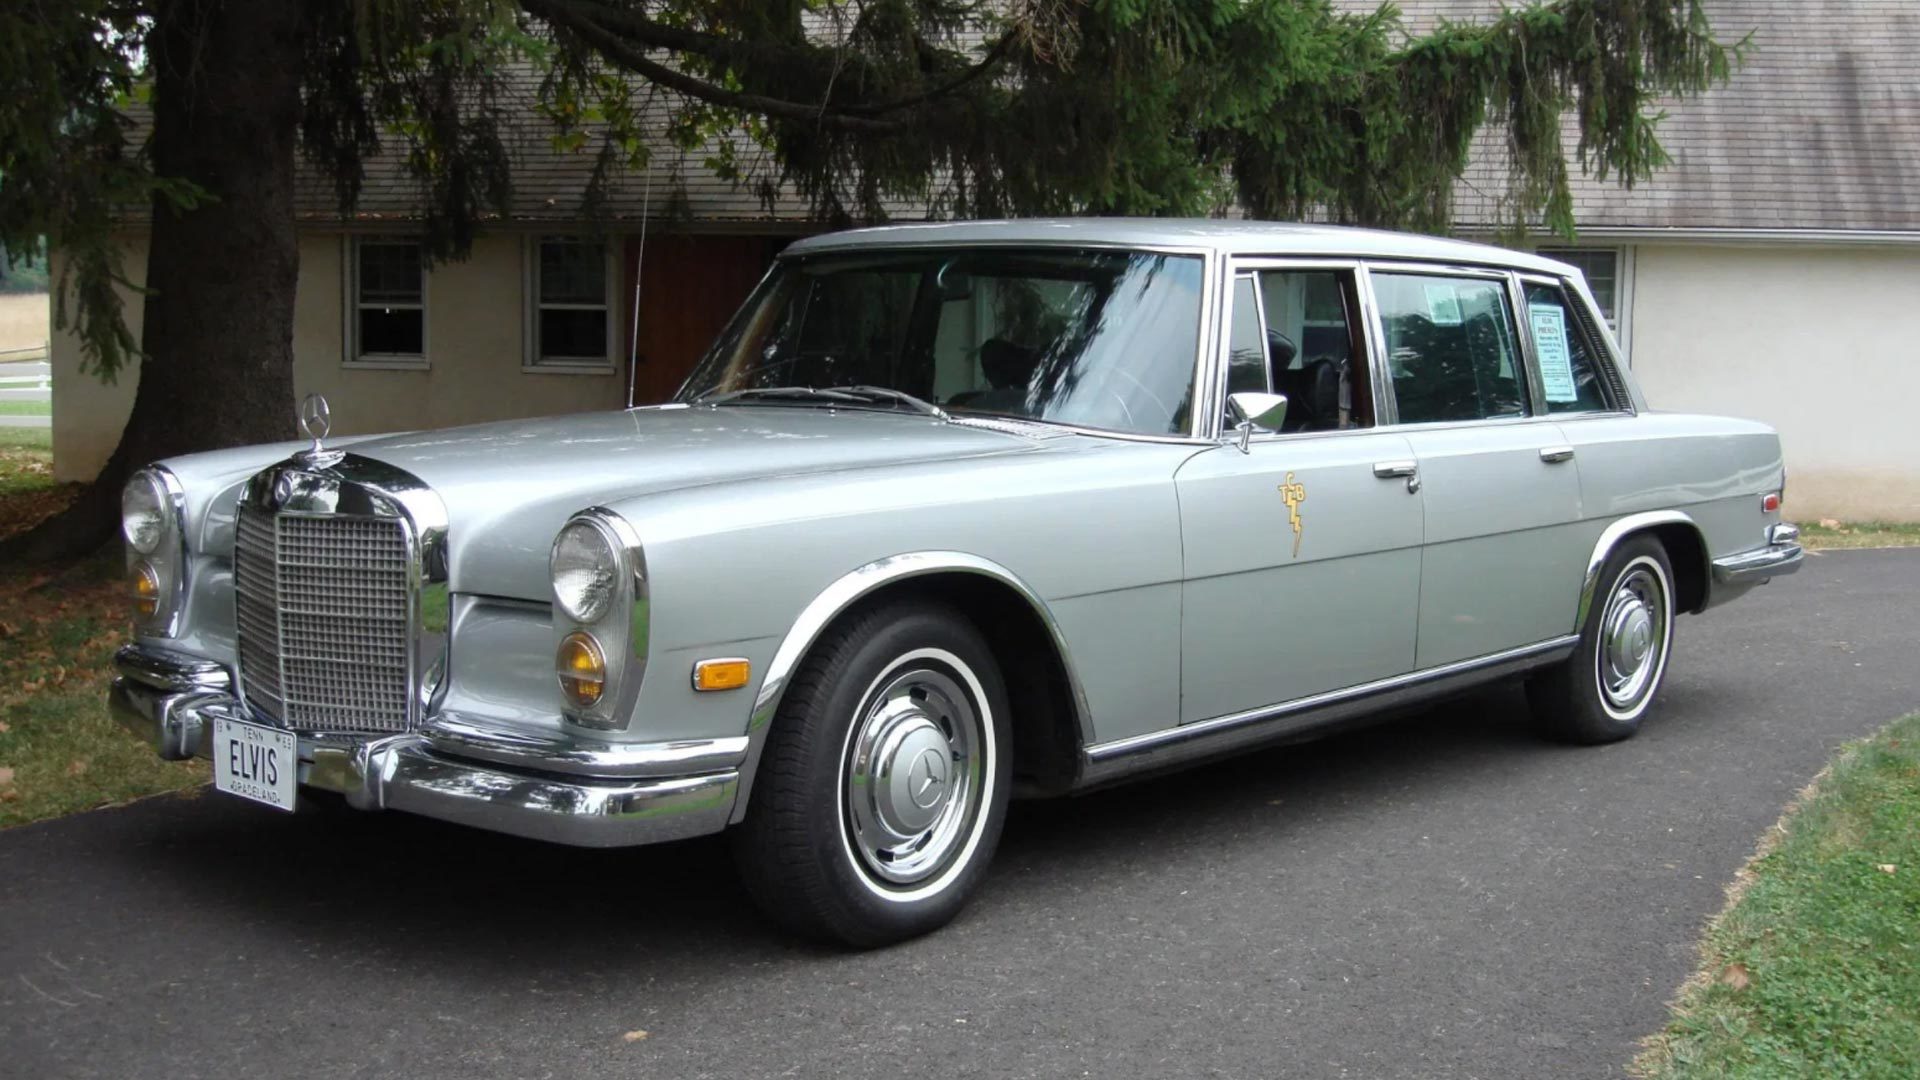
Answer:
[1529,301,1578,402]
[1424,284,1463,326]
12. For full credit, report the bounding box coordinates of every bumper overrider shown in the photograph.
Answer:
[110,644,743,848]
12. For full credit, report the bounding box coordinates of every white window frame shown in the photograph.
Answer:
[1536,245,1634,365]
[341,236,430,370]
[523,235,618,373]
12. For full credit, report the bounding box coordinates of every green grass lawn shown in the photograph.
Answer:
[0,399,52,417]
[0,426,207,826]
[1636,713,1920,1079]
[1798,521,1920,551]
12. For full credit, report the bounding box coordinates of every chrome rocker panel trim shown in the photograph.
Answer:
[1079,635,1580,788]
[111,645,738,848]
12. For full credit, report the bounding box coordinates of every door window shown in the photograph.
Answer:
[1522,282,1615,414]
[1223,267,1370,431]
[1374,272,1527,424]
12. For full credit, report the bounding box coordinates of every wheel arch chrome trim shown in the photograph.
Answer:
[1578,510,1706,626]
[728,551,1094,824]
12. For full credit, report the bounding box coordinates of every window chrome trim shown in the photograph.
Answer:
[762,240,1223,443]
[1362,261,1537,428]
[730,550,1094,824]
[1212,257,1377,441]
[234,453,451,731]
[1515,272,1638,417]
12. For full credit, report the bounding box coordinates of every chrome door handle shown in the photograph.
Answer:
[1539,446,1576,464]
[1373,460,1420,494]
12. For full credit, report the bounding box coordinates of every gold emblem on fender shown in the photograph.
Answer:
[1280,472,1306,558]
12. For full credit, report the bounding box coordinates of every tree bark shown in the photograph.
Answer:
[2,0,306,562]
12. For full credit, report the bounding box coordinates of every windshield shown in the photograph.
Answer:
[676,247,1205,437]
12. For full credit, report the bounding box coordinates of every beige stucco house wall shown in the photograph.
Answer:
[51,230,626,482]
[1624,241,1920,521]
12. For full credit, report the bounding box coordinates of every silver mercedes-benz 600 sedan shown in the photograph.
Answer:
[112,220,1801,944]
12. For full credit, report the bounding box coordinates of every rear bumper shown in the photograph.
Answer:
[1706,524,1804,606]
[110,645,740,848]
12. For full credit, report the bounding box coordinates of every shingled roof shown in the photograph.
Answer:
[295,0,1920,233]
[1393,0,1920,232]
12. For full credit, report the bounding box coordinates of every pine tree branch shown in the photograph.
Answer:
[522,0,906,133]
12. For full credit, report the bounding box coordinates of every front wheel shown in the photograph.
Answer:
[1527,536,1677,744]
[730,600,1011,947]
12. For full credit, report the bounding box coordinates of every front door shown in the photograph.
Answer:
[1367,267,1588,668]
[1175,264,1425,724]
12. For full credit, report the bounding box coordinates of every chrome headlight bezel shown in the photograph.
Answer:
[549,509,648,729]
[123,466,188,636]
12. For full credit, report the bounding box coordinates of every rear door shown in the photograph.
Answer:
[1175,261,1424,724]
[1365,265,1589,668]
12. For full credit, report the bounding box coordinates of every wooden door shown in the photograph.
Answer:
[625,234,786,405]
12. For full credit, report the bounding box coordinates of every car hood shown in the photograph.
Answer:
[343,404,1041,600]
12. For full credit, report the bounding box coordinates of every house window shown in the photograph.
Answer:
[528,237,613,369]
[348,238,427,366]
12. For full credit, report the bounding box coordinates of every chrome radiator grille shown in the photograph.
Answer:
[234,507,413,732]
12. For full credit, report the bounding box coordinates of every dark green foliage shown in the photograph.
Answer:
[2,0,1739,382]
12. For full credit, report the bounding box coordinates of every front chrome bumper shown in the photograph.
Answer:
[110,645,741,848]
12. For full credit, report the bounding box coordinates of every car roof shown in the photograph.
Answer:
[783,218,1575,276]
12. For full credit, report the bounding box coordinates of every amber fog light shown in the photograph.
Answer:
[131,560,161,618]
[556,631,607,709]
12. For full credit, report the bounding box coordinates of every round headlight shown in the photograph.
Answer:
[121,471,169,555]
[551,519,619,624]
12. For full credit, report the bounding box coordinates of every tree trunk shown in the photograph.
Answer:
[2,0,306,562]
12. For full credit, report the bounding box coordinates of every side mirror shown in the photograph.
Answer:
[1226,391,1288,452]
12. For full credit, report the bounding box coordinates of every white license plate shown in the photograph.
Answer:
[212,717,298,812]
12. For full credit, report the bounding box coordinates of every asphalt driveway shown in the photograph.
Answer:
[3,549,1916,1079]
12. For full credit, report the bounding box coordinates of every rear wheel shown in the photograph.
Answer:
[731,600,1010,947]
[1527,535,1676,744]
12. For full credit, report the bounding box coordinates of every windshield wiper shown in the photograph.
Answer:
[826,385,949,420]
[699,384,948,420]
[698,386,866,407]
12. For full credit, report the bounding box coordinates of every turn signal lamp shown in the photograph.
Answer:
[131,560,161,618]
[556,631,607,708]
[692,658,751,692]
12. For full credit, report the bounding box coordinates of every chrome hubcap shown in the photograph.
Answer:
[844,664,981,887]
[1598,564,1667,710]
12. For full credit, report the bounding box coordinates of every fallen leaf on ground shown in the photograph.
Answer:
[66,759,88,777]
[1878,864,1897,874]
[1718,963,1751,991]
[0,720,10,733]
[0,765,13,787]
[1818,518,1842,529]
[622,1030,649,1043]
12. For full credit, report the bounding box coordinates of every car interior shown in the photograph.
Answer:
[1226,269,1374,433]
